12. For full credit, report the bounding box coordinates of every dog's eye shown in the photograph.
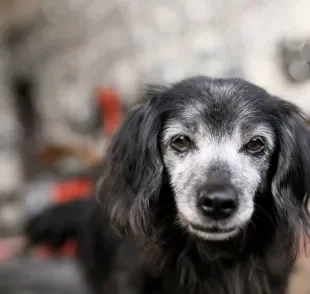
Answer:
[245,137,265,153]
[170,135,193,152]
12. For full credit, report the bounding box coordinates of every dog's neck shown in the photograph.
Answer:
[143,212,297,294]
[143,226,296,294]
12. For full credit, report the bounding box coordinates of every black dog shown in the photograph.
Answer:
[26,76,310,294]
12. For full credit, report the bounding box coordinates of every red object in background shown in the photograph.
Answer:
[52,179,92,204]
[34,180,93,259]
[96,87,123,137]
[35,239,77,259]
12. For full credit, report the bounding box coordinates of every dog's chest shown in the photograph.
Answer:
[159,259,288,294]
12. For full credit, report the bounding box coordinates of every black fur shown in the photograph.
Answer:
[26,76,310,294]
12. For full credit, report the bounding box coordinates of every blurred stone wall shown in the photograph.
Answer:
[1,0,310,233]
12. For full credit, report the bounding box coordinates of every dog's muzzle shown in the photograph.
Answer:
[197,183,238,221]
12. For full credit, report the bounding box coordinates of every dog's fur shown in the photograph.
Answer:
[26,76,310,294]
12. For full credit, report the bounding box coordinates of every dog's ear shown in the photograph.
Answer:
[272,98,310,233]
[97,85,169,241]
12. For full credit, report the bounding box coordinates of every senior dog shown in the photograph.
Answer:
[26,76,310,294]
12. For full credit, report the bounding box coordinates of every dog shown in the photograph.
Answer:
[26,76,310,294]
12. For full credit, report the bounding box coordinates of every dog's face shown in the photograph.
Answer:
[162,108,275,241]
[100,76,310,245]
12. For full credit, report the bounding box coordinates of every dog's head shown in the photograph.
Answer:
[98,77,310,243]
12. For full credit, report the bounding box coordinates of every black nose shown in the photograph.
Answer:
[198,187,238,220]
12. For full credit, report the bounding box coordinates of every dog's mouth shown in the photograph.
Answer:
[191,225,236,233]
[188,224,239,241]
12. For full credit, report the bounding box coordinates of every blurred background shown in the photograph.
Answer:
[0,0,310,293]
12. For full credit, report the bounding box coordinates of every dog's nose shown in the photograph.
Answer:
[198,187,238,220]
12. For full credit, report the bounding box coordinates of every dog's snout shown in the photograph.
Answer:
[198,186,238,220]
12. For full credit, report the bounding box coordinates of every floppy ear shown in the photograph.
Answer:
[271,98,310,235]
[97,85,169,241]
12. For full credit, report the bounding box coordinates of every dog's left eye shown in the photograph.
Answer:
[245,137,265,153]
[170,135,193,152]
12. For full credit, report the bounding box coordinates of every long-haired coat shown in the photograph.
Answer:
[26,76,310,294]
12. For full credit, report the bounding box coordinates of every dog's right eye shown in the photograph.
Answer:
[170,135,193,152]
[245,137,265,154]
